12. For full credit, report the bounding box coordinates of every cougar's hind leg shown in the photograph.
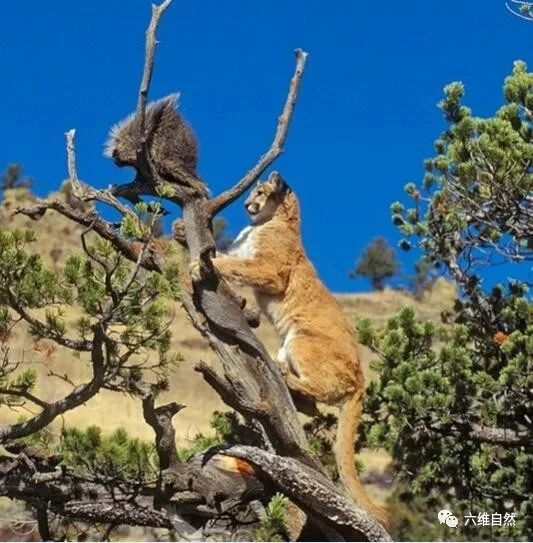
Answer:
[283,337,343,404]
[284,373,332,403]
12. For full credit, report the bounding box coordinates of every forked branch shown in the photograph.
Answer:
[208,48,308,216]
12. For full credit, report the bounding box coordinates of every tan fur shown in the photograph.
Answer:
[212,174,392,528]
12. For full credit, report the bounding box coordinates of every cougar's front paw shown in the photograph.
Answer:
[189,259,202,283]
[277,360,290,378]
[210,256,228,276]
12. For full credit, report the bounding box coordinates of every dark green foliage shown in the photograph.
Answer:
[62,235,181,369]
[350,237,399,290]
[0,367,38,409]
[366,62,533,540]
[178,433,220,462]
[1,163,32,194]
[254,493,290,542]
[11,424,156,488]
[0,229,70,308]
[60,426,156,481]
[0,220,182,431]
[392,61,532,268]
[360,303,532,540]
[303,412,338,479]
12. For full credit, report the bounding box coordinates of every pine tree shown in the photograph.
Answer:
[1,163,32,195]
[362,61,532,540]
[350,237,399,290]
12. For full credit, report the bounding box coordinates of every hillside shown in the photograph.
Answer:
[0,188,456,502]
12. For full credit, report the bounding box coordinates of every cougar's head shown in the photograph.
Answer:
[244,172,291,223]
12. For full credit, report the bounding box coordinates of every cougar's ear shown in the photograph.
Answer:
[268,171,291,194]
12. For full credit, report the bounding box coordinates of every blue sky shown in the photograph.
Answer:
[1,0,531,292]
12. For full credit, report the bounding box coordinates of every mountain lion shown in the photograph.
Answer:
[211,172,391,528]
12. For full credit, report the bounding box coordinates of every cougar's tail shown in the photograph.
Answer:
[335,391,393,529]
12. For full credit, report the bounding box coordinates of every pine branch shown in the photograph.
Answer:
[0,325,106,441]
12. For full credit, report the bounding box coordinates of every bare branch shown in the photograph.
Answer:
[65,128,83,199]
[469,423,530,445]
[225,445,391,542]
[142,394,185,473]
[0,387,49,409]
[208,48,308,216]
[64,129,132,219]
[137,0,175,152]
[14,201,163,273]
[64,127,141,219]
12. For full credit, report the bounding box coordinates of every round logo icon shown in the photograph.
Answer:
[446,515,459,528]
[438,509,453,524]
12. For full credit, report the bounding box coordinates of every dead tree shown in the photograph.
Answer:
[4,1,392,540]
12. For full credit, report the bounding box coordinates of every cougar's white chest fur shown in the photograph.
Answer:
[225,223,296,371]
[227,225,258,258]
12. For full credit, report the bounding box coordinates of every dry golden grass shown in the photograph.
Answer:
[0,189,455,493]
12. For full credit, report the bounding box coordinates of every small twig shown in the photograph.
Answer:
[0,388,49,409]
[44,360,77,388]
[137,0,175,154]
[14,201,163,272]
[5,289,92,352]
[81,222,112,273]
[208,48,308,216]
[100,231,152,324]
